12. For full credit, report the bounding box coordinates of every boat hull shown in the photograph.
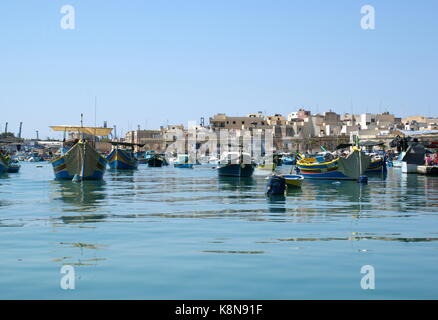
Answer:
[51,141,107,180]
[107,149,138,170]
[218,163,255,177]
[366,157,387,173]
[282,175,304,187]
[7,165,20,173]
[174,162,193,168]
[297,150,371,180]
[148,157,166,167]
[402,162,418,174]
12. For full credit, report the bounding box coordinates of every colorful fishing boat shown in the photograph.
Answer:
[107,142,140,170]
[50,123,112,181]
[174,154,193,168]
[217,152,255,177]
[281,174,304,188]
[297,149,371,180]
[365,156,387,173]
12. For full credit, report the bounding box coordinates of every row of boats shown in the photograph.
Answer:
[1,125,387,186]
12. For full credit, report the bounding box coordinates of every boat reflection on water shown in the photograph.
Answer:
[217,176,256,191]
[107,168,135,181]
[50,180,109,269]
[51,180,107,215]
[267,194,286,214]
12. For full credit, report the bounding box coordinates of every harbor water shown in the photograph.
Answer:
[1,163,437,299]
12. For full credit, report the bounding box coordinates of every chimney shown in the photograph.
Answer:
[18,122,23,139]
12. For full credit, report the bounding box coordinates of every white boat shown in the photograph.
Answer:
[402,162,418,174]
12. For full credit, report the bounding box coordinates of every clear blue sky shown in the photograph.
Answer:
[1,0,437,139]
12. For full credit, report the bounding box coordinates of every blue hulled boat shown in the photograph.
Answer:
[365,156,387,173]
[107,142,141,170]
[107,148,138,170]
[297,149,371,180]
[51,140,107,180]
[174,155,193,169]
[49,123,113,181]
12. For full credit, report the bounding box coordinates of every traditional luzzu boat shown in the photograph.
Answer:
[50,123,112,181]
[297,148,371,180]
[107,142,141,170]
[217,152,255,177]
[174,154,193,168]
[365,156,387,173]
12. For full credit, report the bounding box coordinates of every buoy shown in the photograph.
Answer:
[358,175,368,184]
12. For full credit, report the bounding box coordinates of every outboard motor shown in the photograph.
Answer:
[266,175,286,196]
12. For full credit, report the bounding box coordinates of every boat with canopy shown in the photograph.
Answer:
[50,116,112,181]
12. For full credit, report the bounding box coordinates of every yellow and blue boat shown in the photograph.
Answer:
[281,174,304,188]
[107,142,139,170]
[297,149,371,180]
[366,156,387,173]
[174,155,193,168]
[50,124,112,181]
[51,140,107,180]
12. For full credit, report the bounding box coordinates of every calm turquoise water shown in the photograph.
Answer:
[1,162,437,299]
